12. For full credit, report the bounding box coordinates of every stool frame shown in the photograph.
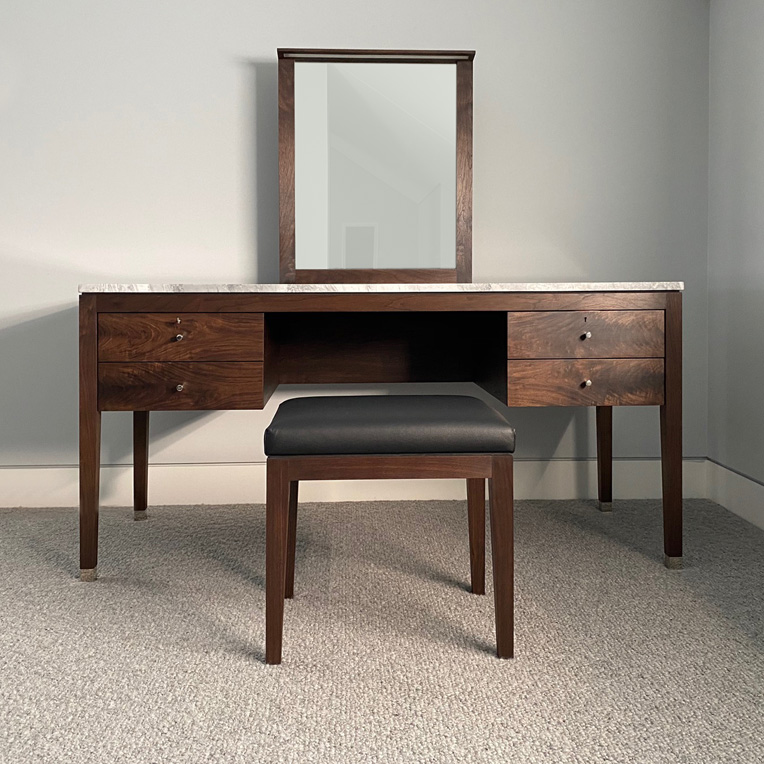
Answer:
[265,452,514,664]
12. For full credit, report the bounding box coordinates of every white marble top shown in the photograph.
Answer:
[79,282,683,294]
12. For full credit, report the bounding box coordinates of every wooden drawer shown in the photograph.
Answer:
[98,362,264,410]
[507,311,664,359]
[98,313,264,362]
[507,359,664,406]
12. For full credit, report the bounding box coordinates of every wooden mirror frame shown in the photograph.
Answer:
[277,48,475,284]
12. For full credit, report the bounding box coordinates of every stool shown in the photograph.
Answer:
[263,395,516,664]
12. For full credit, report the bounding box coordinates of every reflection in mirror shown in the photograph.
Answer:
[294,62,456,270]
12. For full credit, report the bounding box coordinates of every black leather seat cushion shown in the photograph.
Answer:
[264,395,515,456]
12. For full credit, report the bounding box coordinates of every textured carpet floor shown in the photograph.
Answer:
[1,499,763,763]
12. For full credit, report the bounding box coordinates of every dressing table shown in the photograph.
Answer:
[78,281,683,579]
[78,49,682,580]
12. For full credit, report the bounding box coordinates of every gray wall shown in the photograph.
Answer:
[708,0,764,482]
[0,1,709,477]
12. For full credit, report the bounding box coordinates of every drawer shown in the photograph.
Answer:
[98,313,264,362]
[507,359,664,406]
[507,311,664,359]
[98,362,264,410]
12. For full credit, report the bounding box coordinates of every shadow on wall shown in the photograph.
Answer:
[245,59,280,285]
[496,400,592,495]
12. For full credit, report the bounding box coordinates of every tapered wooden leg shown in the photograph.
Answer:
[285,481,299,599]
[466,478,485,594]
[661,401,682,567]
[134,411,149,520]
[596,406,613,511]
[489,454,514,659]
[79,294,101,581]
[266,459,290,664]
[80,408,101,581]
[661,292,683,568]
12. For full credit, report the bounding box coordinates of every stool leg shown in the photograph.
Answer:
[266,459,290,664]
[466,478,485,594]
[489,454,514,659]
[285,481,299,599]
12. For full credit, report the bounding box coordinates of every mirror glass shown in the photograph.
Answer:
[294,62,456,270]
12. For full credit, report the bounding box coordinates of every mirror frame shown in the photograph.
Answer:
[277,48,474,283]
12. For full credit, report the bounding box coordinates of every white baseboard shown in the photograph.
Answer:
[706,460,764,531]
[0,458,709,508]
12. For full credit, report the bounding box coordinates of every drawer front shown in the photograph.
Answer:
[507,359,664,406]
[98,362,264,410]
[507,311,664,359]
[98,313,264,362]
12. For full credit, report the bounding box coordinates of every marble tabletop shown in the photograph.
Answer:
[79,282,684,294]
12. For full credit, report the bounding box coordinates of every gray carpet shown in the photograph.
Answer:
[1,499,763,763]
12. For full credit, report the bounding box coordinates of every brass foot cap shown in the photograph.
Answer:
[664,555,683,570]
[598,501,613,513]
[80,568,97,582]
[134,510,148,521]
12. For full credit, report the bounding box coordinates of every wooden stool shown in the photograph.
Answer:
[263,395,516,664]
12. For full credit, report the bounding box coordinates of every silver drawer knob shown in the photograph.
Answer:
[175,333,184,342]
[582,331,592,340]
[175,384,184,392]
[584,379,592,387]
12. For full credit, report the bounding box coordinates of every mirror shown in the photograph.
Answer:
[295,62,456,271]
[278,49,474,283]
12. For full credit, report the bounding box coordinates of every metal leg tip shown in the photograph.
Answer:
[134,510,148,521]
[664,555,683,570]
[598,501,613,513]
[80,568,97,582]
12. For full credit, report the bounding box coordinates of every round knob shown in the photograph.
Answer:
[584,379,592,387]
[582,331,592,340]
[175,384,184,392]
[175,333,184,342]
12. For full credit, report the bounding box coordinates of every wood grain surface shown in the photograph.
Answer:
[98,362,264,410]
[489,453,514,659]
[94,291,670,314]
[133,411,149,512]
[278,57,296,283]
[98,313,264,362]
[507,310,664,359]
[281,454,494,481]
[661,291,683,560]
[467,477,486,595]
[79,294,101,572]
[507,359,664,406]
[277,49,475,63]
[456,59,473,283]
[596,406,613,503]
[290,268,459,284]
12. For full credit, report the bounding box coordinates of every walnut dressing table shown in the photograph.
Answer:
[78,281,683,580]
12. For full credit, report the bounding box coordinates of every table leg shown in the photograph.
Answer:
[661,292,683,568]
[134,412,149,520]
[596,406,613,511]
[79,294,100,581]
